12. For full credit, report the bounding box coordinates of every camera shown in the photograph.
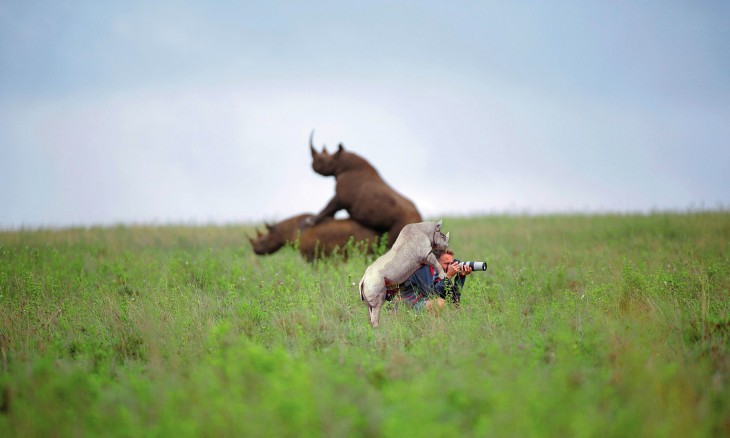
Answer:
[453,259,487,271]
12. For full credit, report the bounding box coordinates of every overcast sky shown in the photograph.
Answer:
[1,1,728,229]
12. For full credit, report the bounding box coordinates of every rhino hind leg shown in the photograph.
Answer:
[368,303,382,328]
[362,281,386,328]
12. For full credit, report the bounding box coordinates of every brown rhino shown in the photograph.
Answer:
[249,213,382,262]
[309,132,422,247]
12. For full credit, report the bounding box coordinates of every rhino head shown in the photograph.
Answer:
[310,130,344,176]
[249,214,312,255]
[432,219,450,251]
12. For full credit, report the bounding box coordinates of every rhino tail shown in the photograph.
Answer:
[359,278,365,301]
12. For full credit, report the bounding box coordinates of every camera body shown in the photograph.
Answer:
[453,259,487,271]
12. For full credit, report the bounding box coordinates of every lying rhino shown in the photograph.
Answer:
[249,213,382,262]
[309,131,422,248]
[359,220,450,327]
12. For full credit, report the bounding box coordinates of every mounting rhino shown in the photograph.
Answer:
[308,131,422,247]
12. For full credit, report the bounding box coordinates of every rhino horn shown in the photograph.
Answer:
[310,130,317,156]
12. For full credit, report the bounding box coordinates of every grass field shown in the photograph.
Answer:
[1,212,728,437]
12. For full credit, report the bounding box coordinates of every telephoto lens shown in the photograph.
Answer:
[454,260,487,271]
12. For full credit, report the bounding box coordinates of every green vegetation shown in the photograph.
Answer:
[1,213,728,437]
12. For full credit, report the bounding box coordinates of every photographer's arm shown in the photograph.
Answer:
[436,262,469,303]
[450,275,466,304]
[433,275,462,302]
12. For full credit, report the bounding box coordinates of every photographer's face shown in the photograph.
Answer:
[438,253,454,272]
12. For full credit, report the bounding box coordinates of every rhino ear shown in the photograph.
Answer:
[436,219,442,229]
[336,143,344,155]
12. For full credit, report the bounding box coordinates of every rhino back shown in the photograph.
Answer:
[336,173,421,229]
[365,249,421,285]
[299,218,380,260]
[364,227,432,282]
[392,222,434,245]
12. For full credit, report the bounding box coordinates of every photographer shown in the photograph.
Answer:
[390,249,472,314]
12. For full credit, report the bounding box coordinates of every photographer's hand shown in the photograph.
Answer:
[460,264,473,277]
[446,262,460,279]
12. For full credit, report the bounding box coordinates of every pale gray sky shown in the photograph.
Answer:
[1,1,728,228]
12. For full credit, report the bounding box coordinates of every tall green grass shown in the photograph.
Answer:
[1,213,728,436]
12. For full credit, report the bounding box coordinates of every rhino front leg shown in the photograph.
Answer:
[368,302,382,328]
[425,252,447,280]
[308,197,342,226]
[362,278,386,328]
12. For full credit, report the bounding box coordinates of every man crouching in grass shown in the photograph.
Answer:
[386,249,472,314]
